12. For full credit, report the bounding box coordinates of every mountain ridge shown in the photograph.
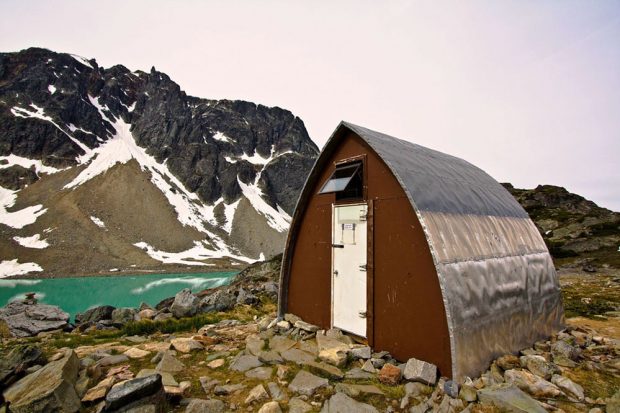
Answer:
[0,47,318,276]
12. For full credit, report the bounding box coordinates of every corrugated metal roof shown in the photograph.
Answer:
[342,122,529,218]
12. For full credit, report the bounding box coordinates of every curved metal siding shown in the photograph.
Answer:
[344,122,564,380]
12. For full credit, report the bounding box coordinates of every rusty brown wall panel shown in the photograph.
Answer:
[285,131,452,376]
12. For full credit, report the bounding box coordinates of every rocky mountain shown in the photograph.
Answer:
[503,184,620,269]
[0,48,318,277]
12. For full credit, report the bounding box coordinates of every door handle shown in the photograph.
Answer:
[332,244,344,248]
[333,270,339,276]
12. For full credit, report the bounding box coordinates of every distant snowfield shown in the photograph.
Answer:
[134,240,256,266]
[4,96,292,264]
[0,187,47,229]
[0,259,43,278]
[13,234,49,249]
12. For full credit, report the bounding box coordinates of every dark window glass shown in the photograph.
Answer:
[318,161,363,200]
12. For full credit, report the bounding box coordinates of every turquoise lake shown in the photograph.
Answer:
[0,271,237,321]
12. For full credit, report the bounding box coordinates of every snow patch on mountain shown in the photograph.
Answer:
[213,131,233,143]
[13,234,49,249]
[0,187,47,229]
[90,216,106,229]
[238,178,289,232]
[134,240,256,266]
[0,259,43,278]
[0,154,63,175]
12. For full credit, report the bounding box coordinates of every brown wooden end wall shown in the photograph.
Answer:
[285,131,452,377]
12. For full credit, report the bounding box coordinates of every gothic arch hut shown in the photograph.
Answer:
[278,121,564,380]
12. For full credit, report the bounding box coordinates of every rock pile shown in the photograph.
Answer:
[1,309,617,413]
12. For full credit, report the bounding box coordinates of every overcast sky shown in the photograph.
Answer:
[1,1,619,211]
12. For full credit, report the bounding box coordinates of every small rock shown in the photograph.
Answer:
[379,364,402,385]
[171,338,204,353]
[98,354,130,367]
[124,348,151,359]
[156,353,185,373]
[551,340,581,361]
[267,382,288,401]
[136,369,178,387]
[276,365,290,380]
[281,349,315,365]
[305,361,344,380]
[335,383,384,397]
[288,370,329,396]
[477,383,546,413]
[185,398,225,413]
[284,313,302,324]
[257,401,282,413]
[207,359,225,369]
[496,354,521,371]
[520,355,557,380]
[245,366,273,380]
[551,374,584,401]
[214,383,245,396]
[246,334,266,356]
[320,392,378,413]
[504,369,561,398]
[276,320,291,330]
[269,336,296,353]
[229,355,262,372]
[362,359,377,373]
[245,384,269,404]
[199,376,220,394]
[444,380,459,398]
[82,376,116,403]
[458,379,477,402]
[370,358,386,369]
[258,350,284,365]
[105,374,164,412]
[403,358,437,385]
[294,320,319,333]
[345,367,375,380]
[138,309,156,320]
[350,346,372,360]
[289,397,313,413]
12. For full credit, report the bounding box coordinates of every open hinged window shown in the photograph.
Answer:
[318,160,364,200]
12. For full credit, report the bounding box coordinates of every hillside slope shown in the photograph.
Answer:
[0,48,318,277]
[503,183,620,268]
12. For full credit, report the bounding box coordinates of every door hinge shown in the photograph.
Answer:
[359,264,367,272]
[359,311,367,319]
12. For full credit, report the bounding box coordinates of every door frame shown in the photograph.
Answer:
[330,201,374,343]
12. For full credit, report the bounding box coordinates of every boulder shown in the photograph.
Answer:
[245,367,273,381]
[82,376,116,403]
[477,384,546,413]
[316,332,349,367]
[267,382,287,401]
[104,374,165,412]
[551,340,581,361]
[350,346,372,360]
[504,369,561,398]
[0,344,45,391]
[288,370,328,396]
[0,300,70,337]
[244,384,269,405]
[304,361,344,380]
[378,364,402,385]
[124,348,151,359]
[185,398,225,413]
[280,349,315,365]
[75,305,115,325]
[236,288,259,305]
[111,308,138,326]
[403,358,437,385]
[3,349,80,413]
[170,289,200,318]
[257,401,282,413]
[320,392,378,413]
[294,320,319,333]
[199,290,236,313]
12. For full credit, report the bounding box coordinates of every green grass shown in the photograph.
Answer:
[121,313,224,336]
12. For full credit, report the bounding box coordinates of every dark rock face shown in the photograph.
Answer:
[0,47,318,210]
[0,164,38,190]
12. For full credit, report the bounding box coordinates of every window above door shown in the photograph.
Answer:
[318,160,364,201]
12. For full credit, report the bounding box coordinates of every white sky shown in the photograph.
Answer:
[1,1,619,211]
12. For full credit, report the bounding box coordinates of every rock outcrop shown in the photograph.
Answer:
[0,298,70,337]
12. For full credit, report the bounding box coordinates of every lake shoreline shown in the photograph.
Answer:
[3,263,246,280]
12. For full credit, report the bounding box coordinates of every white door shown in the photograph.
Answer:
[332,203,368,337]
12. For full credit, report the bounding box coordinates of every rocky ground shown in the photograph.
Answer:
[0,258,618,413]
